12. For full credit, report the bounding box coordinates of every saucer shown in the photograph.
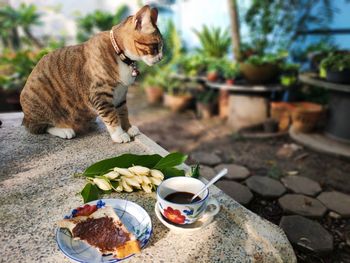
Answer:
[154,201,215,233]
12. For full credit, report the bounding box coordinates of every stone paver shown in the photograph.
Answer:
[215,163,250,180]
[191,152,222,166]
[317,191,350,218]
[278,194,327,218]
[216,180,253,205]
[199,165,216,180]
[280,215,333,254]
[245,176,286,198]
[281,176,322,196]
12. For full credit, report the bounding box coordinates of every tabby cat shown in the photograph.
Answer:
[20,5,163,143]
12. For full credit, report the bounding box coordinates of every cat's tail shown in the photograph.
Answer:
[22,116,48,134]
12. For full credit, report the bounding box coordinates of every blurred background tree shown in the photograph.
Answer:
[76,5,129,42]
[0,3,42,50]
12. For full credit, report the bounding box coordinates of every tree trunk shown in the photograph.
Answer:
[24,27,43,48]
[228,0,241,61]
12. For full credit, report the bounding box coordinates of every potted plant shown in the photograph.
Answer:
[0,49,48,111]
[163,79,193,112]
[240,52,286,84]
[222,61,239,85]
[206,62,220,82]
[142,75,164,105]
[196,89,218,119]
[175,54,208,78]
[320,53,350,84]
[280,63,299,87]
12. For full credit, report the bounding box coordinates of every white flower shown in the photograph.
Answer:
[142,176,151,185]
[150,169,164,180]
[115,185,123,192]
[104,171,119,180]
[123,176,141,189]
[149,177,162,186]
[128,166,150,176]
[114,167,134,177]
[121,178,133,192]
[93,178,112,191]
[141,183,152,193]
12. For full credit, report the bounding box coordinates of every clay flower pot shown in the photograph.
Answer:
[207,71,219,82]
[291,102,323,133]
[225,79,235,85]
[164,93,192,112]
[270,102,295,131]
[240,62,279,84]
[144,86,163,104]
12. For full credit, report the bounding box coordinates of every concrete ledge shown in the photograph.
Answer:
[0,112,296,262]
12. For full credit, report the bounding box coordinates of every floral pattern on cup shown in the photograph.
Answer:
[163,207,186,224]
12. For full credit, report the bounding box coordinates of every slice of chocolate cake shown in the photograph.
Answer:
[57,206,141,259]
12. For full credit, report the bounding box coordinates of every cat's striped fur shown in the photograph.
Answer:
[20,5,163,142]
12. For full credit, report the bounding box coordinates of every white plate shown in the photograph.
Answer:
[154,201,214,233]
[56,199,152,263]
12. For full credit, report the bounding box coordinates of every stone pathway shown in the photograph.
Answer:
[214,164,250,180]
[281,176,322,196]
[197,160,350,258]
[191,152,222,166]
[317,191,350,218]
[280,215,334,254]
[215,180,253,206]
[278,194,327,218]
[246,176,286,198]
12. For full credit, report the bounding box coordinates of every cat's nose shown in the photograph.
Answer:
[158,53,163,61]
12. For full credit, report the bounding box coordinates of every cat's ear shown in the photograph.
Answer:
[151,8,158,24]
[133,5,155,33]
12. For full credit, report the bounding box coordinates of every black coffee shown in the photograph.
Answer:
[165,191,201,204]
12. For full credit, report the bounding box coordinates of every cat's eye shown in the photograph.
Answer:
[150,44,159,54]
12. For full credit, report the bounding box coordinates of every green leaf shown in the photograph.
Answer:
[80,183,100,203]
[83,153,162,177]
[161,167,186,178]
[154,152,188,170]
[190,164,200,179]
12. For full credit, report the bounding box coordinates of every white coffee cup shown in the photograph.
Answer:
[156,177,220,225]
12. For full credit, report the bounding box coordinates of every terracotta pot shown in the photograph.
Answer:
[270,102,295,132]
[291,102,323,133]
[225,79,235,85]
[196,102,214,119]
[207,71,219,82]
[240,62,279,84]
[144,86,163,104]
[164,93,192,112]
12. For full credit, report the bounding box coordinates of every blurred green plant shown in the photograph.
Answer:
[196,89,218,104]
[0,3,42,50]
[76,5,129,42]
[243,51,288,66]
[175,54,208,77]
[221,60,239,80]
[320,53,350,72]
[0,47,54,91]
[193,25,231,58]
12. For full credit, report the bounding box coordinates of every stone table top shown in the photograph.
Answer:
[299,73,350,93]
[206,81,284,93]
[0,112,296,263]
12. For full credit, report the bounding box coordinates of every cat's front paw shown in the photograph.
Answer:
[127,125,140,137]
[111,127,131,143]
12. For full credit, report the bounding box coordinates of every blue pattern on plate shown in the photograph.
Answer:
[56,199,152,263]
